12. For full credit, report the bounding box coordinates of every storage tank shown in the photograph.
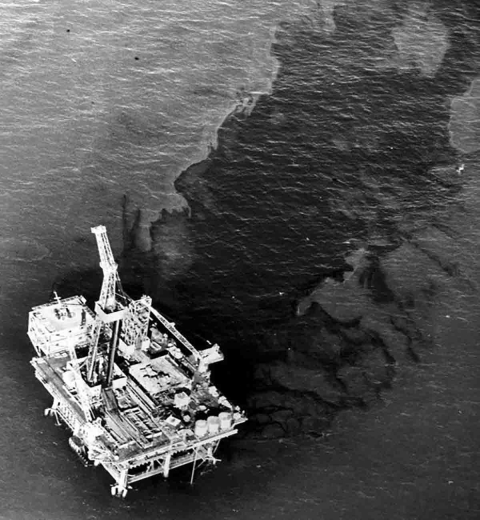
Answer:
[194,419,208,437]
[218,412,232,430]
[207,416,220,435]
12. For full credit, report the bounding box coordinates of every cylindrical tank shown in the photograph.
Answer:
[207,416,220,435]
[218,412,232,430]
[194,420,208,437]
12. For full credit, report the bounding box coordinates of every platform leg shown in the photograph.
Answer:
[190,448,198,485]
[111,468,129,498]
[163,453,172,478]
[45,400,62,426]
[44,399,58,417]
[207,442,221,464]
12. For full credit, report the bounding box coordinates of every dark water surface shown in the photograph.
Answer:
[172,2,478,352]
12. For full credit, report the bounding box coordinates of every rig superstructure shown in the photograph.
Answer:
[28,226,246,497]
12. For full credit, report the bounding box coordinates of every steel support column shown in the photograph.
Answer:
[163,453,172,478]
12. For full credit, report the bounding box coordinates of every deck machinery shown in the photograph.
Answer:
[28,226,246,497]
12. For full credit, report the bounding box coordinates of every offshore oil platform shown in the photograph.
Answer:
[28,226,246,497]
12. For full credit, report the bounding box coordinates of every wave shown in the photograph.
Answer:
[0,236,50,262]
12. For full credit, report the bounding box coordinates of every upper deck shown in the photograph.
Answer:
[28,295,96,356]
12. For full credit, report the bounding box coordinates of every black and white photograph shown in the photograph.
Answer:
[1,0,480,518]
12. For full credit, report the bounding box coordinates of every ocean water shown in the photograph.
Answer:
[0,0,320,265]
[1,0,480,518]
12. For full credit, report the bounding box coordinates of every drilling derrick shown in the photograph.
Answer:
[28,225,246,498]
[87,226,126,386]
[93,224,119,312]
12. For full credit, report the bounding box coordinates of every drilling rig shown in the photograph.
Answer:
[28,226,246,497]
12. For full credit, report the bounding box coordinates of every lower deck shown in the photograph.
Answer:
[31,353,241,496]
